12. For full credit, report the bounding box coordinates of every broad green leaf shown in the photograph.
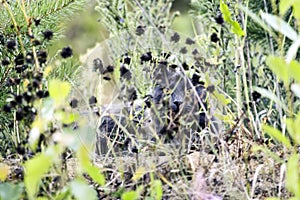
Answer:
[293,2,300,19]
[85,165,105,186]
[231,21,245,36]
[0,163,9,181]
[121,191,139,200]
[280,0,295,16]
[62,112,79,124]
[24,146,58,199]
[151,180,163,200]
[86,165,105,186]
[288,60,300,82]
[266,56,289,85]
[289,197,300,200]
[286,117,300,145]
[70,180,97,200]
[0,183,23,200]
[48,79,71,105]
[261,12,298,41]
[77,145,105,186]
[213,91,231,106]
[253,87,288,111]
[262,125,291,148]
[132,167,146,182]
[220,1,244,36]
[220,0,232,22]
[55,111,79,124]
[77,145,91,168]
[286,154,300,196]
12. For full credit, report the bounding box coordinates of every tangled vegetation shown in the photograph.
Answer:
[1,0,300,199]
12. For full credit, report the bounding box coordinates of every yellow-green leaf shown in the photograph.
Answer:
[77,145,105,186]
[220,0,244,36]
[48,79,71,105]
[286,154,300,196]
[121,191,139,200]
[0,164,9,181]
[293,2,300,19]
[280,0,295,16]
[24,148,56,199]
[231,21,245,36]
[287,115,300,145]
[262,125,291,148]
[288,60,300,82]
[220,0,232,23]
[132,167,146,182]
[85,165,105,186]
[151,180,163,200]
[56,111,79,124]
[266,56,289,85]
[213,91,231,106]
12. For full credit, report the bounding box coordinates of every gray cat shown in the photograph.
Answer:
[96,60,219,155]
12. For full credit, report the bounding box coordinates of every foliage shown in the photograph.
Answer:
[1,0,300,199]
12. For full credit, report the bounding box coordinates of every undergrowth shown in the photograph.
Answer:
[1,0,300,199]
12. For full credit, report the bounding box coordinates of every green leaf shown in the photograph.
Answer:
[0,183,23,200]
[253,87,288,111]
[231,20,245,36]
[280,0,295,16]
[286,154,300,196]
[220,0,232,22]
[77,145,105,186]
[266,56,289,85]
[261,12,297,41]
[0,163,9,181]
[70,179,97,200]
[286,117,300,145]
[220,0,244,36]
[85,165,105,186]
[293,2,300,19]
[48,79,71,105]
[289,60,300,82]
[56,111,79,124]
[24,146,58,199]
[121,191,139,200]
[132,167,146,182]
[213,91,231,106]
[262,125,291,148]
[151,180,163,200]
